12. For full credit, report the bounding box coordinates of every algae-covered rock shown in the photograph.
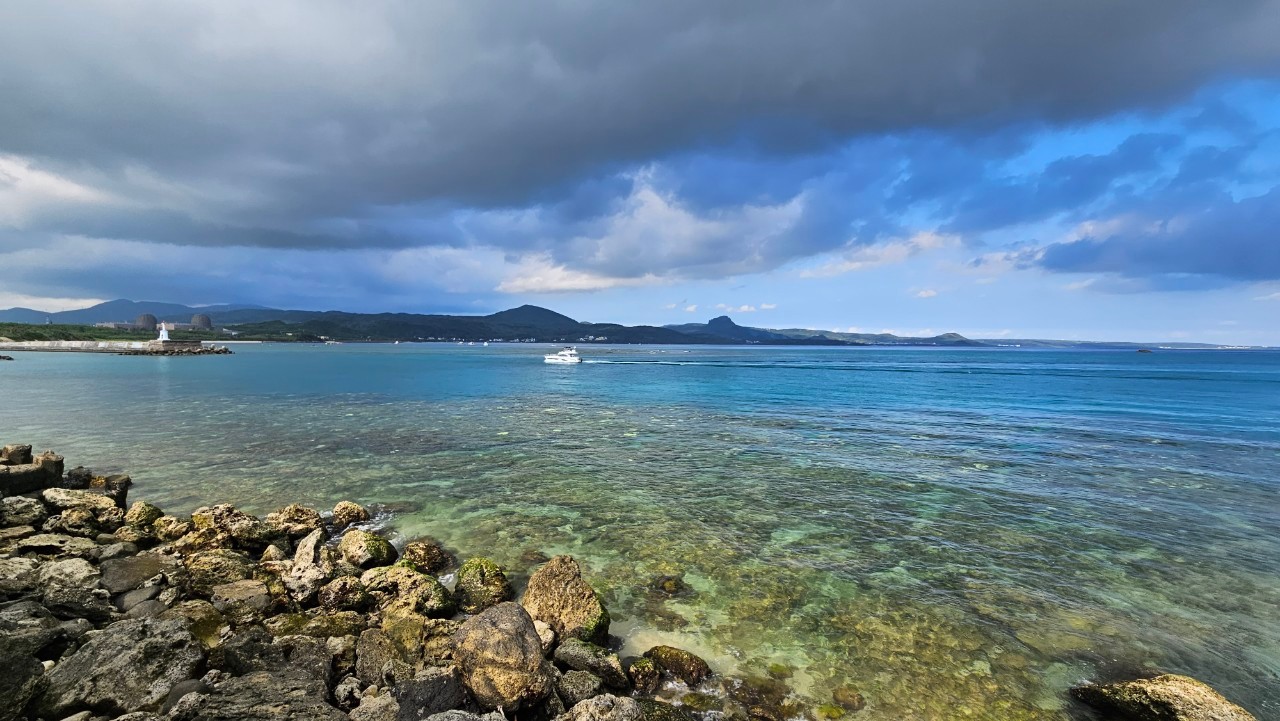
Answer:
[455,557,514,614]
[124,501,164,529]
[521,555,609,644]
[36,618,203,717]
[627,657,660,695]
[831,685,865,712]
[453,602,555,711]
[401,537,456,575]
[1071,674,1256,721]
[332,500,371,529]
[812,704,847,720]
[340,528,398,569]
[183,548,254,596]
[357,628,414,686]
[263,609,367,638]
[152,515,192,542]
[381,605,461,668]
[639,698,697,721]
[643,646,712,686]
[363,564,455,617]
[561,694,643,721]
[265,503,324,539]
[559,670,604,707]
[318,575,370,611]
[191,504,281,553]
[555,638,629,690]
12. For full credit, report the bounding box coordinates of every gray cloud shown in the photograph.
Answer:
[3,0,1280,249]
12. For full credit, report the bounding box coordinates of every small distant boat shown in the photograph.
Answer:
[483,341,489,347]
[544,347,582,364]
[394,340,401,345]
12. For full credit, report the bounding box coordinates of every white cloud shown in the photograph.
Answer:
[715,303,757,313]
[915,289,938,298]
[0,291,109,312]
[663,303,678,310]
[497,253,664,293]
[800,231,956,277]
[760,303,777,310]
[684,304,698,312]
[1255,291,1280,301]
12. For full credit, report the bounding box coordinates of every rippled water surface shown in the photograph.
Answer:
[3,344,1279,719]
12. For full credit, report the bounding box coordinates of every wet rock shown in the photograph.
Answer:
[124,501,164,529]
[521,555,610,644]
[152,516,192,542]
[210,579,273,624]
[264,503,324,540]
[555,639,629,690]
[1071,674,1256,721]
[626,657,660,696]
[638,699,697,721]
[675,693,718,713]
[183,549,254,596]
[644,646,712,686]
[558,670,604,707]
[363,564,455,617]
[340,529,398,569]
[318,575,369,611]
[560,694,643,721]
[332,500,371,530]
[351,691,401,721]
[392,665,472,720]
[455,557,514,614]
[401,538,456,575]
[100,553,179,594]
[831,685,865,712]
[36,618,203,717]
[650,575,691,598]
[63,466,93,489]
[453,602,556,711]
[263,609,366,637]
[722,675,801,721]
[1,495,47,527]
[177,670,347,720]
[190,504,281,553]
[811,704,847,720]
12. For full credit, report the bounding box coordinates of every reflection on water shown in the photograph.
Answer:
[2,344,1278,719]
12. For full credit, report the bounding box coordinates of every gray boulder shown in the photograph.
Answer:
[175,670,346,720]
[521,556,609,644]
[100,553,179,594]
[559,694,643,721]
[558,670,604,707]
[0,633,44,721]
[453,602,555,711]
[1,495,47,527]
[554,639,629,690]
[351,692,401,721]
[391,666,472,721]
[36,617,204,717]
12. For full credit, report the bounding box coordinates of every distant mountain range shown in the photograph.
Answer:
[0,299,1252,348]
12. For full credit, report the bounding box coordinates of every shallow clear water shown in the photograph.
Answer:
[3,344,1279,719]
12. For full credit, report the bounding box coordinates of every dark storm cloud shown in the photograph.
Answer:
[2,0,1280,251]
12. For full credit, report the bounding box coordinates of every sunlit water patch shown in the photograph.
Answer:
[2,344,1278,719]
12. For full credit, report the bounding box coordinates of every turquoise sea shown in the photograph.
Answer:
[3,344,1279,719]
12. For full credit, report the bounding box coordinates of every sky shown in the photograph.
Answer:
[1,2,1279,344]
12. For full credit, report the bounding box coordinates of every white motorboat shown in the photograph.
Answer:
[544,347,582,364]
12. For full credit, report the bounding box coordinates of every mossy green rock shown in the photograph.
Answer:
[183,548,254,596]
[124,501,164,529]
[521,555,610,644]
[628,657,660,695]
[400,537,455,575]
[318,575,370,612]
[160,599,229,649]
[812,704,846,720]
[679,692,721,713]
[644,645,712,686]
[455,557,514,614]
[362,564,455,617]
[263,609,367,637]
[338,529,398,569]
[555,638,629,690]
[639,698,697,721]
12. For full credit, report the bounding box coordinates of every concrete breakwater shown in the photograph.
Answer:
[0,340,232,356]
[0,444,1260,721]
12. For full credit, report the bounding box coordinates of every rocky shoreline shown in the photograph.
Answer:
[0,443,1260,721]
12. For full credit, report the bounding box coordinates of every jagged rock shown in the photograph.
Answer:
[351,691,401,721]
[170,526,234,554]
[33,557,101,590]
[183,549,254,596]
[40,487,117,515]
[560,694,644,721]
[265,503,324,539]
[400,538,455,575]
[328,634,358,678]
[35,618,203,717]
[63,466,93,489]
[15,533,98,557]
[535,620,556,654]
[334,675,362,711]
[454,557,514,614]
[208,627,333,686]
[0,556,39,596]
[152,516,192,541]
[42,584,116,622]
[453,602,555,712]
[381,606,461,668]
[261,543,288,561]
[102,473,132,509]
[643,646,711,686]
[160,600,229,649]
[2,443,33,465]
[332,500,370,529]
[522,556,610,644]
[175,670,346,720]
[1071,674,1257,721]
[100,553,179,594]
[1,495,47,527]
[210,579,273,624]
[555,639,629,690]
[263,609,366,637]
[318,575,369,611]
[362,564,455,617]
[124,501,164,529]
[190,504,281,553]
[558,670,604,707]
[357,628,415,687]
[427,712,504,721]
[0,600,87,660]
[339,529,398,569]
[0,634,43,721]
[283,528,332,605]
[626,658,659,695]
[392,665,472,720]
